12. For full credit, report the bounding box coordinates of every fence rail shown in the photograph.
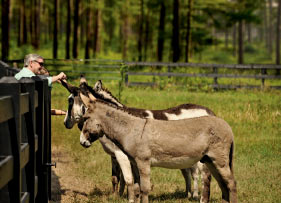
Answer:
[0,61,52,203]
[5,59,281,89]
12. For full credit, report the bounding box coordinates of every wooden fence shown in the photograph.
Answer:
[6,59,281,89]
[0,62,53,203]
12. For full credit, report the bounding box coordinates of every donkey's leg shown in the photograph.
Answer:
[180,169,192,198]
[191,165,199,200]
[111,156,121,195]
[135,159,151,203]
[115,151,135,203]
[205,161,236,203]
[119,172,126,196]
[200,164,211,203]
[216,166,237,203]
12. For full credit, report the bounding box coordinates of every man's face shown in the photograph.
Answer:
[30,58,44,74]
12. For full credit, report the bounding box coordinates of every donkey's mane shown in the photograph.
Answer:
[98,83,121,106]
[80,82,120,107]
[92,99,144,119]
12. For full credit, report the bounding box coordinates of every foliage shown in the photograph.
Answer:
[1,0,279,64]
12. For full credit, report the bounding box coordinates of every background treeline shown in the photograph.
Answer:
[1,0,281,65]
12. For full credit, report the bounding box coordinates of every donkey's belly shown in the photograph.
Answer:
[150,156,200,169]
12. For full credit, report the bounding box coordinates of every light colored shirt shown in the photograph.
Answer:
[14,68,52,87]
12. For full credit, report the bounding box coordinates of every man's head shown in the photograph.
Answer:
[24,54,44,74]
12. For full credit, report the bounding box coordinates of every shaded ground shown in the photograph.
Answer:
[50,146,94,203]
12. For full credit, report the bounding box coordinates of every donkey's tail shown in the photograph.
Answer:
[229,141,234,174]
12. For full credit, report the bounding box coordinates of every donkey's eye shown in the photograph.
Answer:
[82,106,86,114]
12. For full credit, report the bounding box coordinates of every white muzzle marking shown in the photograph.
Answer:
[80,132,91,148]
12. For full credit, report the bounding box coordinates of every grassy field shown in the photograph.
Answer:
[51,80,281,202]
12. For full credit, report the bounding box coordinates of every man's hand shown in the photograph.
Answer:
[52,72,67,83]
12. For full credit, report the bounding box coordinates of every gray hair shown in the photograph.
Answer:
[23,54,43,67]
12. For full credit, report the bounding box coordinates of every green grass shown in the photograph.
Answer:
[51,81,281,202]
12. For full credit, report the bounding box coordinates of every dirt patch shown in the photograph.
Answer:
[50,146,94,203]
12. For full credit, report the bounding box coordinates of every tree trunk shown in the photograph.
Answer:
[53,0,58,58]
[1,0,10,60]
[121,10,129,60]
[276,0,281,75]
[172,0,180,62]
[85,0,92,59]
[233,23,237,57]
[138,0,144,61]
[18,0,27,46]
[268,0,273,55]
[73,0,79,58]
[65,0,71,59]
[247,23,251,43]
[144,11,150,61]
[34,0,41,49]
[263,3,269,52]
[93,0,101,58]
[238,20,244,64]
[185,0,192,62]
[225,29,229,49]
[157,1,166,62]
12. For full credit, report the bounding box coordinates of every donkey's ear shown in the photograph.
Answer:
[94,80,102,92]
[80,74,88,85]
[80,93,91,107]
[61,79,78,93]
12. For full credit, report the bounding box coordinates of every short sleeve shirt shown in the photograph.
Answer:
[14,68,52,87]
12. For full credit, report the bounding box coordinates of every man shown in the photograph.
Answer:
[15,53,67,115]
[15,53,66,87]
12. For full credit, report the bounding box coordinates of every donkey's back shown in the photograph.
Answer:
[136,116,234,169]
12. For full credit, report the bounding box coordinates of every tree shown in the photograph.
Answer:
[157,1,166,62]
[93,0,101,58]
[172,0,180,62]
[276,0,281,74]
[1,0,10,60]
[185,0,193,62]
[85,0,93,59]
[73,0,80,58]
[53,0,59,58]
[65,0,71,59]
[138,0,144,61]
[18,0,27,46]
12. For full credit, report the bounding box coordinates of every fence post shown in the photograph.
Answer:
[213,66,218,90]
[32,76,49,203]
[261,68,267,88]
[20,78,36,203]
[0,77,21,203]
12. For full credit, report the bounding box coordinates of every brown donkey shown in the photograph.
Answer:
[79,98,237,203]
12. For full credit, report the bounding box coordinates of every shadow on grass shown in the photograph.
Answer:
[150,190,219,202]
[50,169,63,202]
[89,186,112,197]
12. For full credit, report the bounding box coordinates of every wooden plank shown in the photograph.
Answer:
[125,61,281,69]
[35,134,38,152]
[34,91,38,108]
[127,72,281,79]
[20,143,29,169]
[128,82,155,86]
[0,155,14,189]
[34,176,38,197]
[0,96,13,123]
[20,93,29,115]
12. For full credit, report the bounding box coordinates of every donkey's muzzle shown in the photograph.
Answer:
[80,140,91,148]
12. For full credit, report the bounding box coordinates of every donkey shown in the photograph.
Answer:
[62,78,213,202]
[80,97,237,203]
[86,80,214,200]
[61,80,136,201]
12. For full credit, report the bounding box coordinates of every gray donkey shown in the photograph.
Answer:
[79,96,237,203]
[62,78,212,202]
